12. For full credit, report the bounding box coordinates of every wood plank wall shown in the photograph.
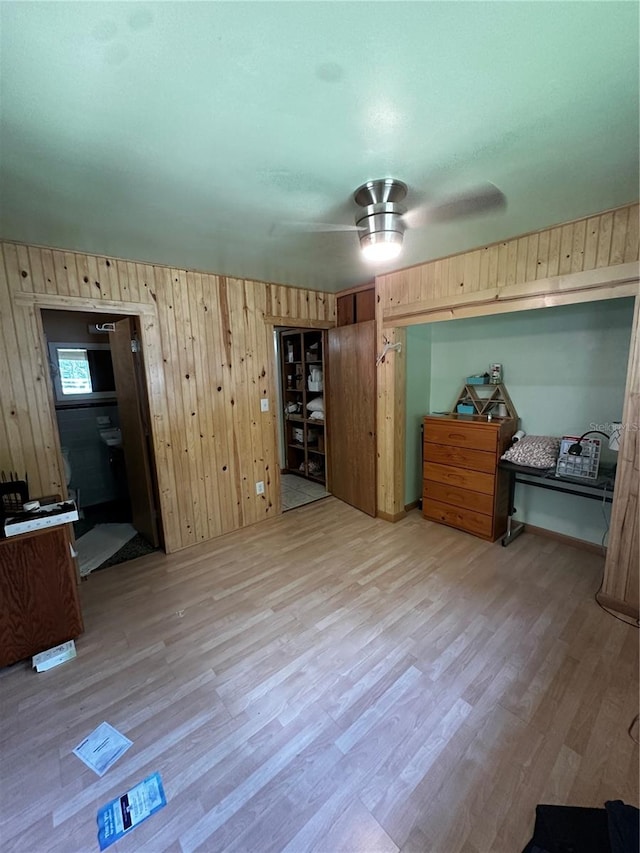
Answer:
[378,203,639,324]
[0,242,334,553]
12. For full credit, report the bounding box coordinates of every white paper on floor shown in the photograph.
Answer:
[76,523,137,576]
[73,721,133,776]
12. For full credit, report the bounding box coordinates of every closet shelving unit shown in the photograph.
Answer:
[279,329,326,484]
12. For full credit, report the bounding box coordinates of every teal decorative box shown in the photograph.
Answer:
[457,403,475,414]
[466,375,488,385]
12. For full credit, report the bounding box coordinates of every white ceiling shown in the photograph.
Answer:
[0,2,638,292]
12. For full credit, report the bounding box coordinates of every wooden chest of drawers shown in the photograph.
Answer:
[422,414,516,542]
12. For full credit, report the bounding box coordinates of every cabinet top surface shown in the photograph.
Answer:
[424,414,515,427]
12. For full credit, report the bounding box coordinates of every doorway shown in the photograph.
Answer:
[272,318,378,517]
[275,327,330,511]
[41,309,163,574]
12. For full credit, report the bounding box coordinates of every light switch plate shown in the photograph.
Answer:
[260,398,269,412]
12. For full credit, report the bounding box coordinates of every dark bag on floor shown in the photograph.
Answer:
[521,800,639,853]
[520,804,610,853]
[605,800,640,853]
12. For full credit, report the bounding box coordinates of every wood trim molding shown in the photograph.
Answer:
[375,318,406,519]
[404,500,420,512]
[383,263,639,327]
[263,316,335,329]
[13,290,157,316]
[377,509,407,522]
[261,321,284,517]
[601,293,639,618]
[386,283,638,327]
[596,591,639,622]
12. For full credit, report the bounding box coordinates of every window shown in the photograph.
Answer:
[48,342,116,404]
[57,348,93,395]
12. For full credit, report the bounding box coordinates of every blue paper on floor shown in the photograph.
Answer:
[97,772,166,850]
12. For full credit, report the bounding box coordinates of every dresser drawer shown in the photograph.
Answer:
[424,419,498,452]
[423,461,495,495]
[423,441,495,473]
[423,499,494,539]
[423,480,494,516]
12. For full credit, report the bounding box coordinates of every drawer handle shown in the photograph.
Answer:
[448,432,469,441]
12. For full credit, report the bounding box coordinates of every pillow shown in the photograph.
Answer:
[501,435,560,469]
[306,396,324,413]
[309,411,324,420]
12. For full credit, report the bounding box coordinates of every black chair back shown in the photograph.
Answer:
[0,480,29,519]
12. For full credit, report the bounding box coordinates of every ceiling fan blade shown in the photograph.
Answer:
[426,183,506,224]
[277,221,364,232]
[401,204,431,230]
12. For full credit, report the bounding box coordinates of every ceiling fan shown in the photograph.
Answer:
[282,178,506,263]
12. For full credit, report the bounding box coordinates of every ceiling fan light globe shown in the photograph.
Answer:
[360,232,403,262]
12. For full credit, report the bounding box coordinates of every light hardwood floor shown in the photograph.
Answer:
[1,498,638,853]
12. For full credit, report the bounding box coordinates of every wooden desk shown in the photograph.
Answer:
[0,524,84,667]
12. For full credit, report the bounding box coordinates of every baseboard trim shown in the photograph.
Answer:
[404,500,420,512]
[377,509,407,522]
[596,592,639,622]
[522,523,605,555]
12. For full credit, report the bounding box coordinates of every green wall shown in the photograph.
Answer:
[405,297,635,544]
[405,325,432,506]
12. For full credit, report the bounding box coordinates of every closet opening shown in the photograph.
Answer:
[274,326,330,511]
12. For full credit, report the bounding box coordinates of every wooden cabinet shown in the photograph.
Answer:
[0,525,84,667]
[336,285,375,326]
[422,414,516,541]
[326,320,377,517]
[280,329,327,485]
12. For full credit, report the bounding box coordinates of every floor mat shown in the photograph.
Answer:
[281,473,329,511]
[96,533,157,571]
[76,523,137,576]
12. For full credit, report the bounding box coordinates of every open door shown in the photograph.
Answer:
[109,317,161,547]
[326,320,376,516]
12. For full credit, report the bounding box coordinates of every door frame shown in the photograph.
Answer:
[25,292,166,550]
[263,316,335,516]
